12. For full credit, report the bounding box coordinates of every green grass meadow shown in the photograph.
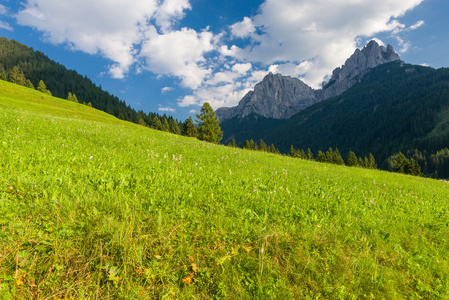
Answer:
[1,80,449,299]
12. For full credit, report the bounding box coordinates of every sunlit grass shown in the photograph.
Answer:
[1,80,448,299]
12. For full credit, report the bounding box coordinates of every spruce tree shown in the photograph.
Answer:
[37,80,48,93]
[228,139,237,147]
[368,153,377,169]
[333,148,345,165]
[196,102,223,144]
[345,151,358,167]
[259,140,267,152]
[161,118,170,132]
[182,116,197,137]
[290,145,297,157]
[316,151,326,162]
[307,148,314,160]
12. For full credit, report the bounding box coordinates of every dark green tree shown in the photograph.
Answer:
[196,102,223,143]
[368,153,377,169]
[170,120,181,135]
[259,140,267,152]
[228,139,237,147]
[37,80,51,95]
[25,79,34,89]
[9,66,26,86]
[345,151,358,167]
[290,145,297,157]
[182,116,197,137]
[333,148,345,165]
[316,150,326,162]
[307,148,314,160]
[161,118,170,132]
[152,116,162,130]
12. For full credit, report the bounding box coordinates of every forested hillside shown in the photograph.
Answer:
[0,37,182,129]
[261,62,449,177]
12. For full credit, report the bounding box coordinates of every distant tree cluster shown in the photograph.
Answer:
[235,138,280,154]
[386,148,449,178]
[290,146,378,169]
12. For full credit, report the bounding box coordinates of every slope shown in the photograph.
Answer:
[264,61,449,165]
[0,37,181,127]
[1,81,448,299]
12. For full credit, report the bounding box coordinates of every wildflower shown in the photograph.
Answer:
[89,156,93,160]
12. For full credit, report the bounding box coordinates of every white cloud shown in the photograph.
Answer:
[158,105,176,113]
[230,17,255,38]
[189,109,197,114]
[15,0,198,80]
[161,87,174,93]
[154,0,191,33]
[0,20,12,31]
[232,63,252,74]
[140,27,214,89]
[408,20,425,31]
[0,4,8,15]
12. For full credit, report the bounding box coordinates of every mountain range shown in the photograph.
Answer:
[217,40,449,177]
[216,40,401,121]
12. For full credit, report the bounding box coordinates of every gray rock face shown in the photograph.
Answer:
[322,40,400,99]
[216,40,400,121]
[216,73,319,120]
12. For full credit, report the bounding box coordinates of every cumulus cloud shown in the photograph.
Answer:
[230,17,255,38]
[158,105,176,113]
[140,27,214,89]
[161,87,174,94]
[15,0,202,80]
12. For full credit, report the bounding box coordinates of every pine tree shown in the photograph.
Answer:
[316,150,326,162]
[196,102,223,144]
[152,116,162,130]
[170,121,181,135]
[37,80,48,93]
[368,153,377,169]
[228,139,237,147]
[326,147,334,163]
[25,79,34,89]
[269,144,276,153]
[333,148,345,165]
[345,151,358,167]
[182,116,197,137]
[138,118,147,127]
[9,66,26,86]
[259,140,267,152]
[290,145,297,157]
[307,148,314,160]
[161,118,170,132]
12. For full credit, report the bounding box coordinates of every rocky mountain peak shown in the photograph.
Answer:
[216,72,319,121]
[322,40,400,99]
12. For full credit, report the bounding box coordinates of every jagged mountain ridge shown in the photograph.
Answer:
[216,73,319,120]
[216,40,401,121]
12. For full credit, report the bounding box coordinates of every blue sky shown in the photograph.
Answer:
[0,0,447,121]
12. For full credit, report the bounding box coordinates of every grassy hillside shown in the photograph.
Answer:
[1,80,448,299]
